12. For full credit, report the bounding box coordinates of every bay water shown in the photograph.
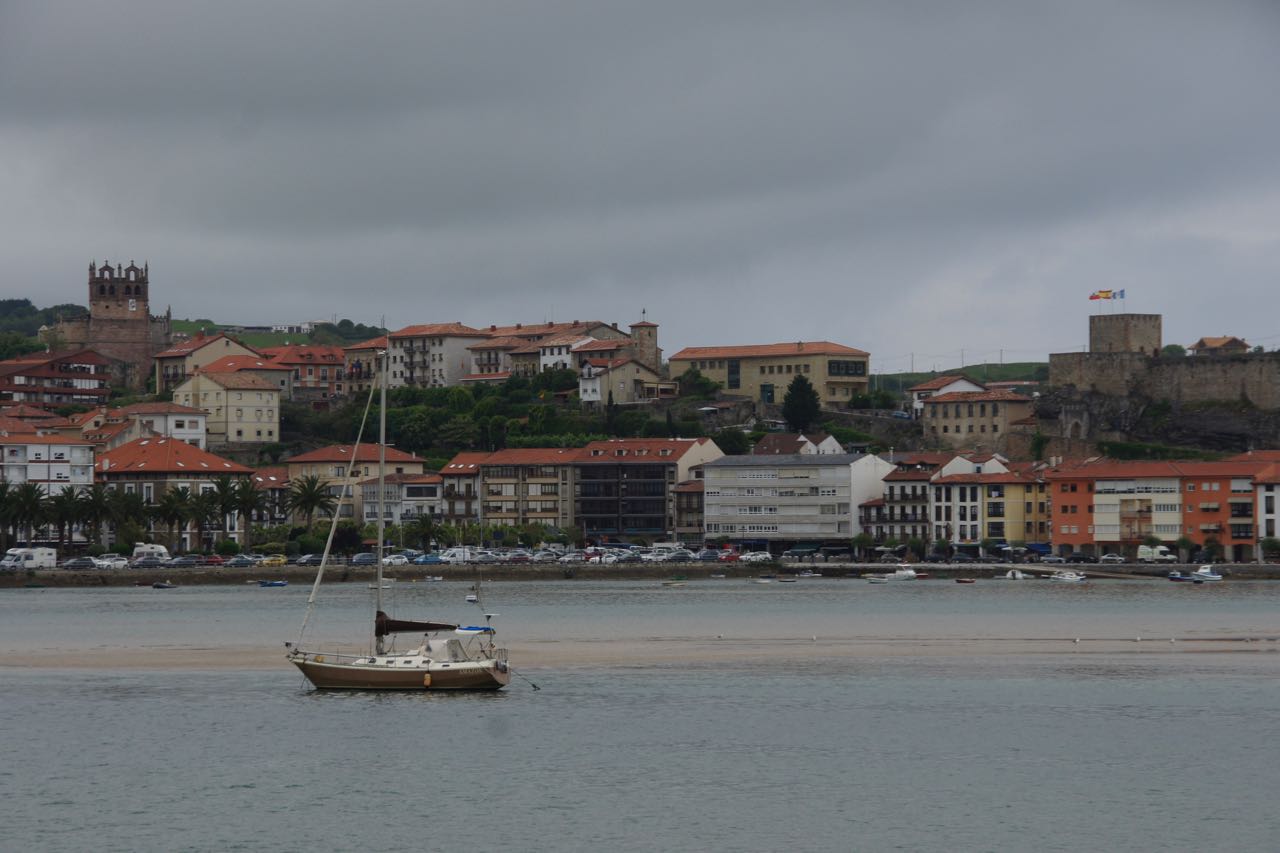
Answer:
[3,578,1278,852]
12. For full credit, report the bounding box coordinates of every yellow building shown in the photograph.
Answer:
[668,341,869,406]
[922,391,1033,449]
[173,372,281,446]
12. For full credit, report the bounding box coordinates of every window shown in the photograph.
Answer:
[827,360,866,376]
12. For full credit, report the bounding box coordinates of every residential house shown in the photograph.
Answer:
[0,348,117,408]
[250,466,293,528]
[751,432,845,455]
[96,437,252,550]
[173,372,281,446]
[574,438,723,542]
[668,341,870,406]
[153,333,260,393]
[1044,458,1267,562]
[199,355,295,401]
[927,454,1050,552]
[703,452,893,553]
[386,323,490,388]
[285,443,427,521]
[359,473,445,526]
[578,357,674,406]
[1188,336,1250,356]
[473,448,581,529]
[921,390,1034,449]
[462,336,523,384]
[1,433,95,495]
[259,344,346,403]
[342,336,387,397]
[906,375,986,418]
[673,480,705,546]
[77,402,209,451]
[439,452,488,523]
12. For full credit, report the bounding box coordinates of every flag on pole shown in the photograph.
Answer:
[1114,289,1125,299]
[1089,289,1113,301]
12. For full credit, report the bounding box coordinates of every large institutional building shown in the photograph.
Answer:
[51,261,173,390]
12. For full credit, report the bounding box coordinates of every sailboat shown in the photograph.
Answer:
[285,343,511,691]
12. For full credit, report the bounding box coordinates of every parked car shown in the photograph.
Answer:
[532,550,560,563]
[1066,553,1094,564]
[1099,553,1126,564]
[202,554,225,566]
[350,553,377,566]
[62,556,100,570]
[717,551,740,562]
[413,553,444,565]
[224,555,255,568]
[132,557,169,569]
[295,554,323,566]
[258,554,287,567]
[1041,555,1067,564]
[94,555,129,570]
[950,553,976,564]
[557,552,586,564]
[168,556,203,568]
[695,549,722,562]
[739,551,774,563]
[382,554,408,566]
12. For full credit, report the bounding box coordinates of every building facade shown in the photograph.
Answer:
[173,372,281,446]
[0,349,117,408]
[668,341,870,406]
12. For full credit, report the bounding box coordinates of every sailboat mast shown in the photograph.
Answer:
[375,341,388,650]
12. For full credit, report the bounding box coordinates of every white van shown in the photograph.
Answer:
[132,544,171,562]
[0,548,58,570]
[1137,545,1176,563]
[439,547,475,564]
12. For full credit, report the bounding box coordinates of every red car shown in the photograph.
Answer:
[717,551,740,562]
[203,554,225,566]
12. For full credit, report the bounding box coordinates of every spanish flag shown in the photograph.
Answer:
[1089,289,1113,301]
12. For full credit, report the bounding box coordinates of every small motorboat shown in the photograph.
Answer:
[423,575,444,582]
[867,575,889,584]
[887,567,917,581]
[1049,571,1087,584]
[661,580,688,588]
[1004,569,1026,580]
[259,580,288,588]
[797,570,822,578]
[709,573,726,579]
[465,593,479,603]
[152,580,177,589]
[955,578,976,584]
[1190,565,1223,582]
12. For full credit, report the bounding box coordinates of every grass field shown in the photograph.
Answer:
[873,362,1047,394]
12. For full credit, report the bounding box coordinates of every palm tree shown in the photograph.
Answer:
[10,483,49,546]
[153,487,192,554]
[108,488,149,550]
[210,475,240,544]
[232,479,267,552]
[0,482,13,550]
[188,490,221,553]
[287,475,337,531]
[81,483,113,548]
[49,487,85,550]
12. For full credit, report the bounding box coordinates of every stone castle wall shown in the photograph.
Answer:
[56,314,171,391]
[1089,313,1161,354]
[1049,351,1280,410]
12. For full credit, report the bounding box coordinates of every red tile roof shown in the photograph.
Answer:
[482,320,614,339]
[0,431,93,445]
[670,341,868,360]
[154,334,258,359]
[883,468,935,482]
[388,323,488,339]
[752,433,832,455]
[573,339,626,352]
[442,452,492,472]
[925,390,1032,403]
[578,438,714,463]
[259,344,344,365]
[252,466,290,489]
[98,437,251,474]
[118,402,209,416]
[907,375,982,393]
[1044,459,1269,480]
[673,479,704,493]
[0,404,64,420]
[343,335,388,351]
[460,372,512,382]
[287,444,426,465]
[467,336,526,351]
[933,471,1030,484]
[201,355,293,373]
[0,415,37,433]
[478,448,584,466]
[191,371,281,391]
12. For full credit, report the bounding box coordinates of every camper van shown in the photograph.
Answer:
[439,547,476,564]
[132,544,172,563]
[1137,545,1176,563]
[0,548,58,570]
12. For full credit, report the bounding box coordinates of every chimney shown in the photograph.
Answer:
[490,325,496,331]
[796,342,803,350]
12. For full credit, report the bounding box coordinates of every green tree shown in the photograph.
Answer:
[48,487,84,550]
[153,488,192,553]
[232,479,267,552]
[1175,535,1195,563]
[850,532,873,561]
[188,490,222,553]
[1161,344,1187,358]
[287,475,337,530]
[79,483,113,547]
[437,415,479,451]
[711,427,752,454]
[1260,537,1280,561]
[0,482,12,550]
[1030,430,1049,462]
[210,475,241,544]
[11,483,48,546]
[781,374,821,432]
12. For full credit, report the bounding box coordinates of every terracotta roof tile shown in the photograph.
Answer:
[98,437,251,473]
[442,452,493,471]
[388,323,488,339]
[155,334,259,359]
[578,437,713,463]
[190,372,281,391]
[925,390,1032,403]
[670,341,868,360]
[906,374,982,392]
[343,335,388,351]
[287,444,425,465]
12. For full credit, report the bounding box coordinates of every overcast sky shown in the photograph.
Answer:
[3,1,1278,373]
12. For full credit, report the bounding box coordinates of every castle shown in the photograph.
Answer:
[51,261,173,390]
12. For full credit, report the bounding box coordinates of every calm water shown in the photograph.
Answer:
[3,580,1279,852]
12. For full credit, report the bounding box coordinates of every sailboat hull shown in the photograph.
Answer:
[290,657,510,691]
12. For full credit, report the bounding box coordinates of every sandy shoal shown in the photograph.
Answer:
[3,633,1277,671]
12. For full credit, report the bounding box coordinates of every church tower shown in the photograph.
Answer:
[89,259,150,321]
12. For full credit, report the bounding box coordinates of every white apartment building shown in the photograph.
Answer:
[0,434,95,494]
[703,453,892,548]
[386,323,489,388]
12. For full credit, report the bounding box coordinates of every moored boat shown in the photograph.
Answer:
[1048,570,1087,583]
[259,580,288,587]
[1190,565,1223,582]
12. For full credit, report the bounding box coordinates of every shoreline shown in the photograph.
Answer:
[6,561,1280,588]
